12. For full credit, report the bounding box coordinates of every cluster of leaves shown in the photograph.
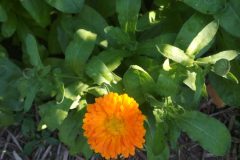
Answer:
[0,0,240,159]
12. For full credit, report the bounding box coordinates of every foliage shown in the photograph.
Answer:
[0,0,240,159]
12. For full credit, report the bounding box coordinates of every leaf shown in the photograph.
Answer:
[214,2,240,38]
[59,108,93,157]
[39,98,76,131]
[156,44,193,66]
[209,72,240,107]
[156,67,186,96]
[64,82,89,100]
[184,71,197,91]
[197,50,238,64]
[104,26,132,46]
[1,12,16,38]
[125,56,161,80]
[116,0,141,36]
[0,58,22,111]
[185,21,218,57]
[20,0,50,27]
[123,65,155,104]
[23,84,39,112]
[172,86,198,109]
[146,144,170,160]
[213,59,230,76]
[229,0,240,17]
[176,111,231,156]
[21,118,35,137]
[174,13,212,51]
[0,110,15,127]
[218,29,240,50]
[97,49,126,71]
[87,0,116,17]
[137,10,160,31]
[137,33,176,59]
[151,123,166,155]
[57,5,107,51]
[45,0,84,13]
[77,5,108,40]
[181,0,225,14]
[0,4,7,22]
[65,29,97,75]
[154,0,170,7]
[194,68,207,102]
[48,19,62,54]
[24,34,43,69]
[85,57,114,85]
[23,140,40,155]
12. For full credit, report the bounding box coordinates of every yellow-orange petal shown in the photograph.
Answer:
[82,92,146,159]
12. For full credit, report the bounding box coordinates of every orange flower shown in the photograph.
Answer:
[83,92,146,159]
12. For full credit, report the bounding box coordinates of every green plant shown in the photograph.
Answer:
[0,0,239,159]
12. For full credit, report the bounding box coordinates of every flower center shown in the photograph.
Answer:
[105,117,125,135]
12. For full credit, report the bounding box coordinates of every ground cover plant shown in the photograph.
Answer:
[0,0,240,159]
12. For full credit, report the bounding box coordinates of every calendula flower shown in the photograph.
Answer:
[83,92,146,159]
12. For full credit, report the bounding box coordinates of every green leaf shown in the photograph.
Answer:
[48,19,62,54]
[64,82,89,100]
[0,58,22,111]
[24,34,43,69]
[85,57,114,85]
[104,26,132,46]
[21,118,35,137]
[209,72,240,107]
[87,0,116,17]
[156,67,186,96]
[39,98,76,131]
[229,0,240,17]
[147,144,170,160]
[137,10,160,31]
[23,140,40,155]
[97,49,126,71]
[116,0,141,36]
[23,84,39,112]
[218,29,240,50]
[197,50,238,64]
[172,86,198,109]
[1,12,16,38]
[77,5,108,40]
[0,4,7,22]
[20,0,50,27]
[123,65,155,104]
[156,44,193,66]
[194,68,206,102]
[168,122,181,149]
[186,21,218,57]
[154,0,170,7]
[151,123,166,155]
[0,110,15,127]
[137,33,176,59]
[174,13,212,51]
[59,108,93,157]
[65,29,97,75]
[45,0,84,13]
[57,5,108,51]
[213,59,231,76]
[181,0,225,14]
[214,2,240,38]
[184,71,197,91]
[176,111,231,156]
